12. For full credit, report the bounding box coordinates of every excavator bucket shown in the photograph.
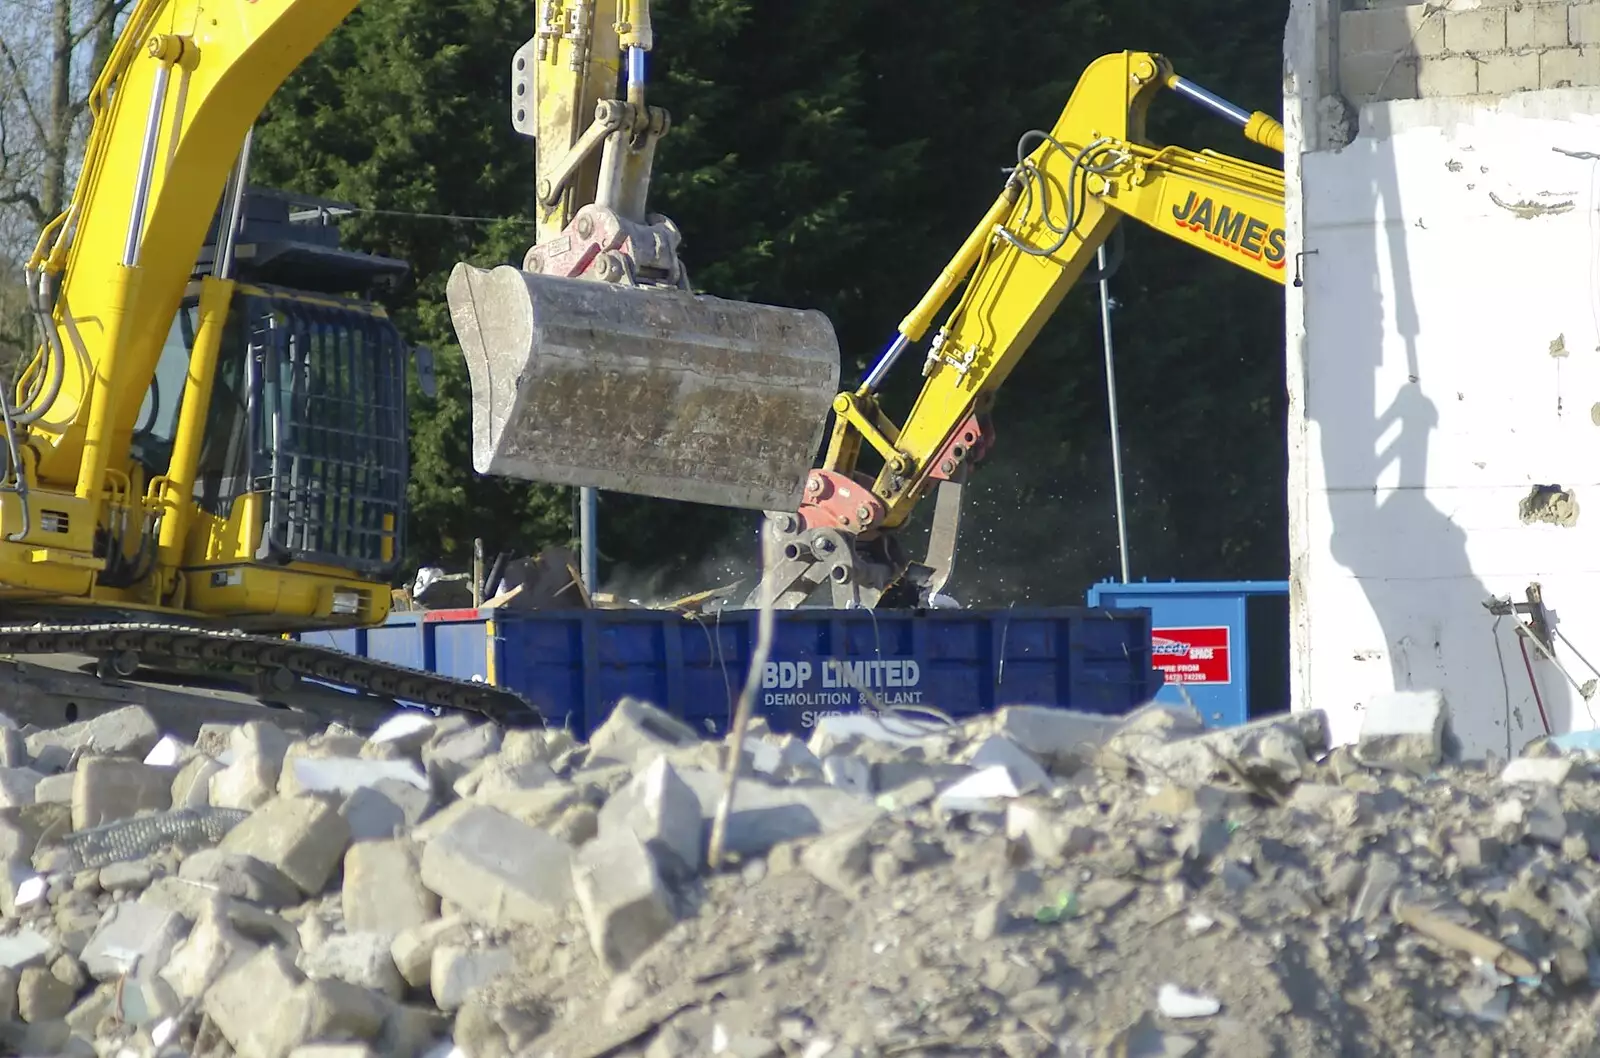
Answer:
[446,264,842,512]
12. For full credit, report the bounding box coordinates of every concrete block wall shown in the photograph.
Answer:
[1338,0,1600,102]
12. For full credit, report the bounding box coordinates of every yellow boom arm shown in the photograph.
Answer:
[753,51,1286,609]
[20,0,362,494]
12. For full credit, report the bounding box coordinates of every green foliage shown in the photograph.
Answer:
[253,0,1292,603]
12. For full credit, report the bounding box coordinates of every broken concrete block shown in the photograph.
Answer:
[471,783,581,832]
[822,753,873,795]
[98,858,155,893]
[1501,757,1573,786]
[545,802,596,847]
[586,697,699,769]
[50,899,98,954]
[805,713,937,758]
[289,1047,378,1058]
[1355,691,1447,771]
[286,730,368,762]
[341,777,431,841]
[71,757,172,830]
[0,728,25,769]
[572,829,678,975]
[25,705,161,761]
[143,735,189,768]
[672,768,882,857]
[993,705,1126,772]
[390,916,466,991]
[115,973,179,1027]
[0,818,26,863]
[160,897,260,1000]
[1005,801,1076,863]
[453,757,559,800]
[597,756,702,880]
[64,984,114,1036]
[203,946,307,1058]
[1097,704,1210,771]
[195,723,236,758]
[31,772,72,805]
[171,754,223,808]
[343,839,438,936]
[298,931,404,999]
[377,1002,451,1057]
[1120,710,1330,788]
[218,794,351,896]
[802,821,875,896]
[204,945,385,1058]
[236,721,293,768]
[16,965,74,1022]
[210,722,294,810]
[935,765,1023,814]
[746,735,822,780]
[421,724,502,789]
[0,929,50,971]
[0,1020,75,1056]
[179,849,301,907]
[1527,784,1568,845]
[429,944,514,1010]
[211,756,280,811]
[365,711,437,755]
[280,756,429,799]
[1450,833,1502,869]
[498,727,550,767]
[965,735,1051,792]
[418,805,573,927]
[81,901,188,982]
[0,767,41,807]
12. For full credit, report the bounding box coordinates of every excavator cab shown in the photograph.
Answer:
[446,8,842,516]
[106,187,413,607]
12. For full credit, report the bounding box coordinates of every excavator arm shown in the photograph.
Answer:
[751,51,1287,609]
[11,0,368,580]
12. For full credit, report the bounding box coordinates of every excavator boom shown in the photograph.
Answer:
[749,51,1288,609]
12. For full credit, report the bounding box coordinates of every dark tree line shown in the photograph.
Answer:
[250,0,1292,605]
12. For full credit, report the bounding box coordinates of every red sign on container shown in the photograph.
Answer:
[1151,626,1231,685]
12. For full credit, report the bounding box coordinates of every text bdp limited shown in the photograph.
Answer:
[762,659,925,723]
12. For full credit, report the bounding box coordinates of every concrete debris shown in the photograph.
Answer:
[1355,689,1450,772]
[219,794,351,896]
[587,696,701,768]
[343,838,437,936]
[572,829,679,975]
[15,690,1600,1055]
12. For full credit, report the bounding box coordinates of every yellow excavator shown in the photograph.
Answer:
[709,51,1290,610]
[0,0,839,726]
[456,51,1289,611]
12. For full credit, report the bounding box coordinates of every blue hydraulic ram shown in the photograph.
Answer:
[295,605,1165,739]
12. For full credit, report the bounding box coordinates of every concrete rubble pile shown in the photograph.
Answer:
[6,692,1600,1057]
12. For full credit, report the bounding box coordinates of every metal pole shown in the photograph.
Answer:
[1098,243,1131,583]
[580,486,598,594]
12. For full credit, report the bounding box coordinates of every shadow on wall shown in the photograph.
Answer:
[1309,97,1551,753]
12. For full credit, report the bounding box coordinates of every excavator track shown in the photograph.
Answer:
[0,620,539,727]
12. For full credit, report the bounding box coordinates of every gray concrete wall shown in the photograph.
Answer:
[1339,0,1600,102]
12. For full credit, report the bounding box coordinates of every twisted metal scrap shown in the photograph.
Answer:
[60,807,251,871]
